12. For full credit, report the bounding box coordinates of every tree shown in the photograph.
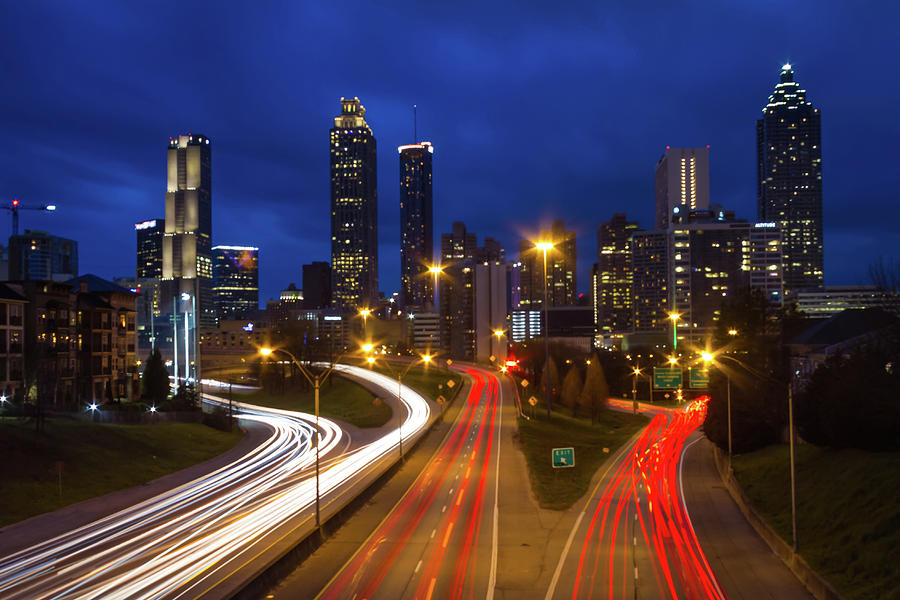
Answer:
[560,366,583,416]
[538,355,560,406]
[580,357,609,425]
[141,348,170,404]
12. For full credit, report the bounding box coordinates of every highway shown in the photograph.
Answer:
[546,398,726,600]
[317,365,503,600]
[0,364,431,600]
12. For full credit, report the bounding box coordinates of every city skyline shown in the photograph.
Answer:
[3,4,899,304]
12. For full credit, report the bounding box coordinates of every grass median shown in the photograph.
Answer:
[733,444,900,600]
[517,407,648,510]
[233,374,392,428]
[0,418,244,528]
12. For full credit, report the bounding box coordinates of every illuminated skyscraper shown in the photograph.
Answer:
[399,142,433,309]
[212,245,259,320]
[161,134,214,327]
[330,97,378,310]
[135,218,164,279]
[757,63,824,295]
[597,214,638,334]
[654,147,710,230]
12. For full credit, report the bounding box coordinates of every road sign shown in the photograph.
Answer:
[446,379,455,388]
[527,396,538,406]
[552,447,575,468]
[689,368,710,389]
[653,367,683,389]
[520,378,529,388]
[436,395,446,404]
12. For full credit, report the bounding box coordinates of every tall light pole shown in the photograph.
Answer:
[181,292,191,386]
[365,350,432,461]
[359,308,371,339]
[632,366,641,414]
[536,241,554,419]
[668,312,680,352]
[428,264,442,310]
[259,345,355,529]
[492,328,505,364]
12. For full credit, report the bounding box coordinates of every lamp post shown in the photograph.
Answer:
[632,366,641,414]
[259,345,355,529]
[536,241,554,419]
[359,308,371,338]
[668,312,680,352]
[365,350,432,461]
[428,265,442,310]
[492,328,506,364]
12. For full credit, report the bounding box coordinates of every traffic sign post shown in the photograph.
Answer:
[689,368,710,389]
[552,447,575,468]
[653,367,683,389]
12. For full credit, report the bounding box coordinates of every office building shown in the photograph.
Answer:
[8,230,78,282]
[212,245,259,320]
[399,142,434,309]
[654,147,710,230]
[757,63,824,295]
[796,286,899,319]
[0,283,26,400]
[631,230,669,332]
[597,214,639,334]
[441,221,477,265]
[518,220,577,309]
[162,134,214,327]
[302,262,332,309]
[135,218,164,279]
[267,283,304,322]
[473,262,509,363]
[330,97,378,310]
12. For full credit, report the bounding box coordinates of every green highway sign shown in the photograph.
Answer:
[552,447,575,468]
[653,367,683,389]
[689,368,710,389]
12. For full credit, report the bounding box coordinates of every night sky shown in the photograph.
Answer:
[3,2,898,303]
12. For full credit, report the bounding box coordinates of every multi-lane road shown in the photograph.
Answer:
[317,365,503,600]
[0,364,433,600]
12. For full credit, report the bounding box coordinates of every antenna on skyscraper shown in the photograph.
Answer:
[413,104,417,142]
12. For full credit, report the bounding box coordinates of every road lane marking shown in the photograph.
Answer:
[431,529,436,539]
[415,559,422,573]
[425,577,437,600]
[442,505,447,513]
[442,523,454,548]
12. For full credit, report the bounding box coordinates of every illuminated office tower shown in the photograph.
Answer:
[330,97,378,310]
[597,214,639,333]
[399,141,433,309]
[161,134,214,327]
[757,63,824,295]
[212,245,259,320]
[135,218,164,279]
[631,231,668,332]
[654,147,710,230]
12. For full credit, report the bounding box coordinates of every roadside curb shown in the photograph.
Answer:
[710,443,846,600]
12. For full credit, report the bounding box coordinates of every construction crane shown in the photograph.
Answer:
[2,199,57,236]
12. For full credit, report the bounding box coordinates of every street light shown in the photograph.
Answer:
[258,344,357,529]
[668,312,680,351]
[365,349,433,461]
[359,308,371,337]
[428,265,443,309]
[492,328,506,364]
[631,366,641,414]
[535,240,554,419]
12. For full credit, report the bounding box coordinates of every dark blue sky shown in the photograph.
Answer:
[3,2,898,303]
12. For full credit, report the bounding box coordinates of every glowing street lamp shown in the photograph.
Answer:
[668,312,680,351]
[631,366,642,414]
[428,264,443,309]
[258,344,358,529]
[535,240,554,419]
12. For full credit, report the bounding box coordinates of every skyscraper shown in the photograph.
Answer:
[518,220,577,309]
[631,230,668,332]
[597,214,639,334]
[8,230,78,281]
[135,218,164,279]
[330,97,378,310]
[757,63,824,295]
[654,147,710,230]
[399,142,434,309]
[161,134,214,327]
[302,261,332,309]
[212,245,259,320]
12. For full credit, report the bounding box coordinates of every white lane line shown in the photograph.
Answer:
[486,373,503,600]
[414,559,422,574]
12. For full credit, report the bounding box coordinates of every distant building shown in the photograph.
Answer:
[407,311,441,353]
[472,262,509,363]
[597,214,639,334]
[162,134,214,327]
[302,262,331,309]
[796,286,899,319]
[518,220,577,309]
[8,230,78,281]
[399,142,434,309]
[331,97,378,310]
[757,64,824,295]
[654,147,710,230]
[631,230,669,332]
[135,218,164,279]
[0,283,26,400]
[212,245,259,320]
[510,306,594,351]
[267,283,304,322]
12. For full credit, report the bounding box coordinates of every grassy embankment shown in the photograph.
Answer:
[0,419,244,528]
[733,444,900,600]
[517,405,648,510]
